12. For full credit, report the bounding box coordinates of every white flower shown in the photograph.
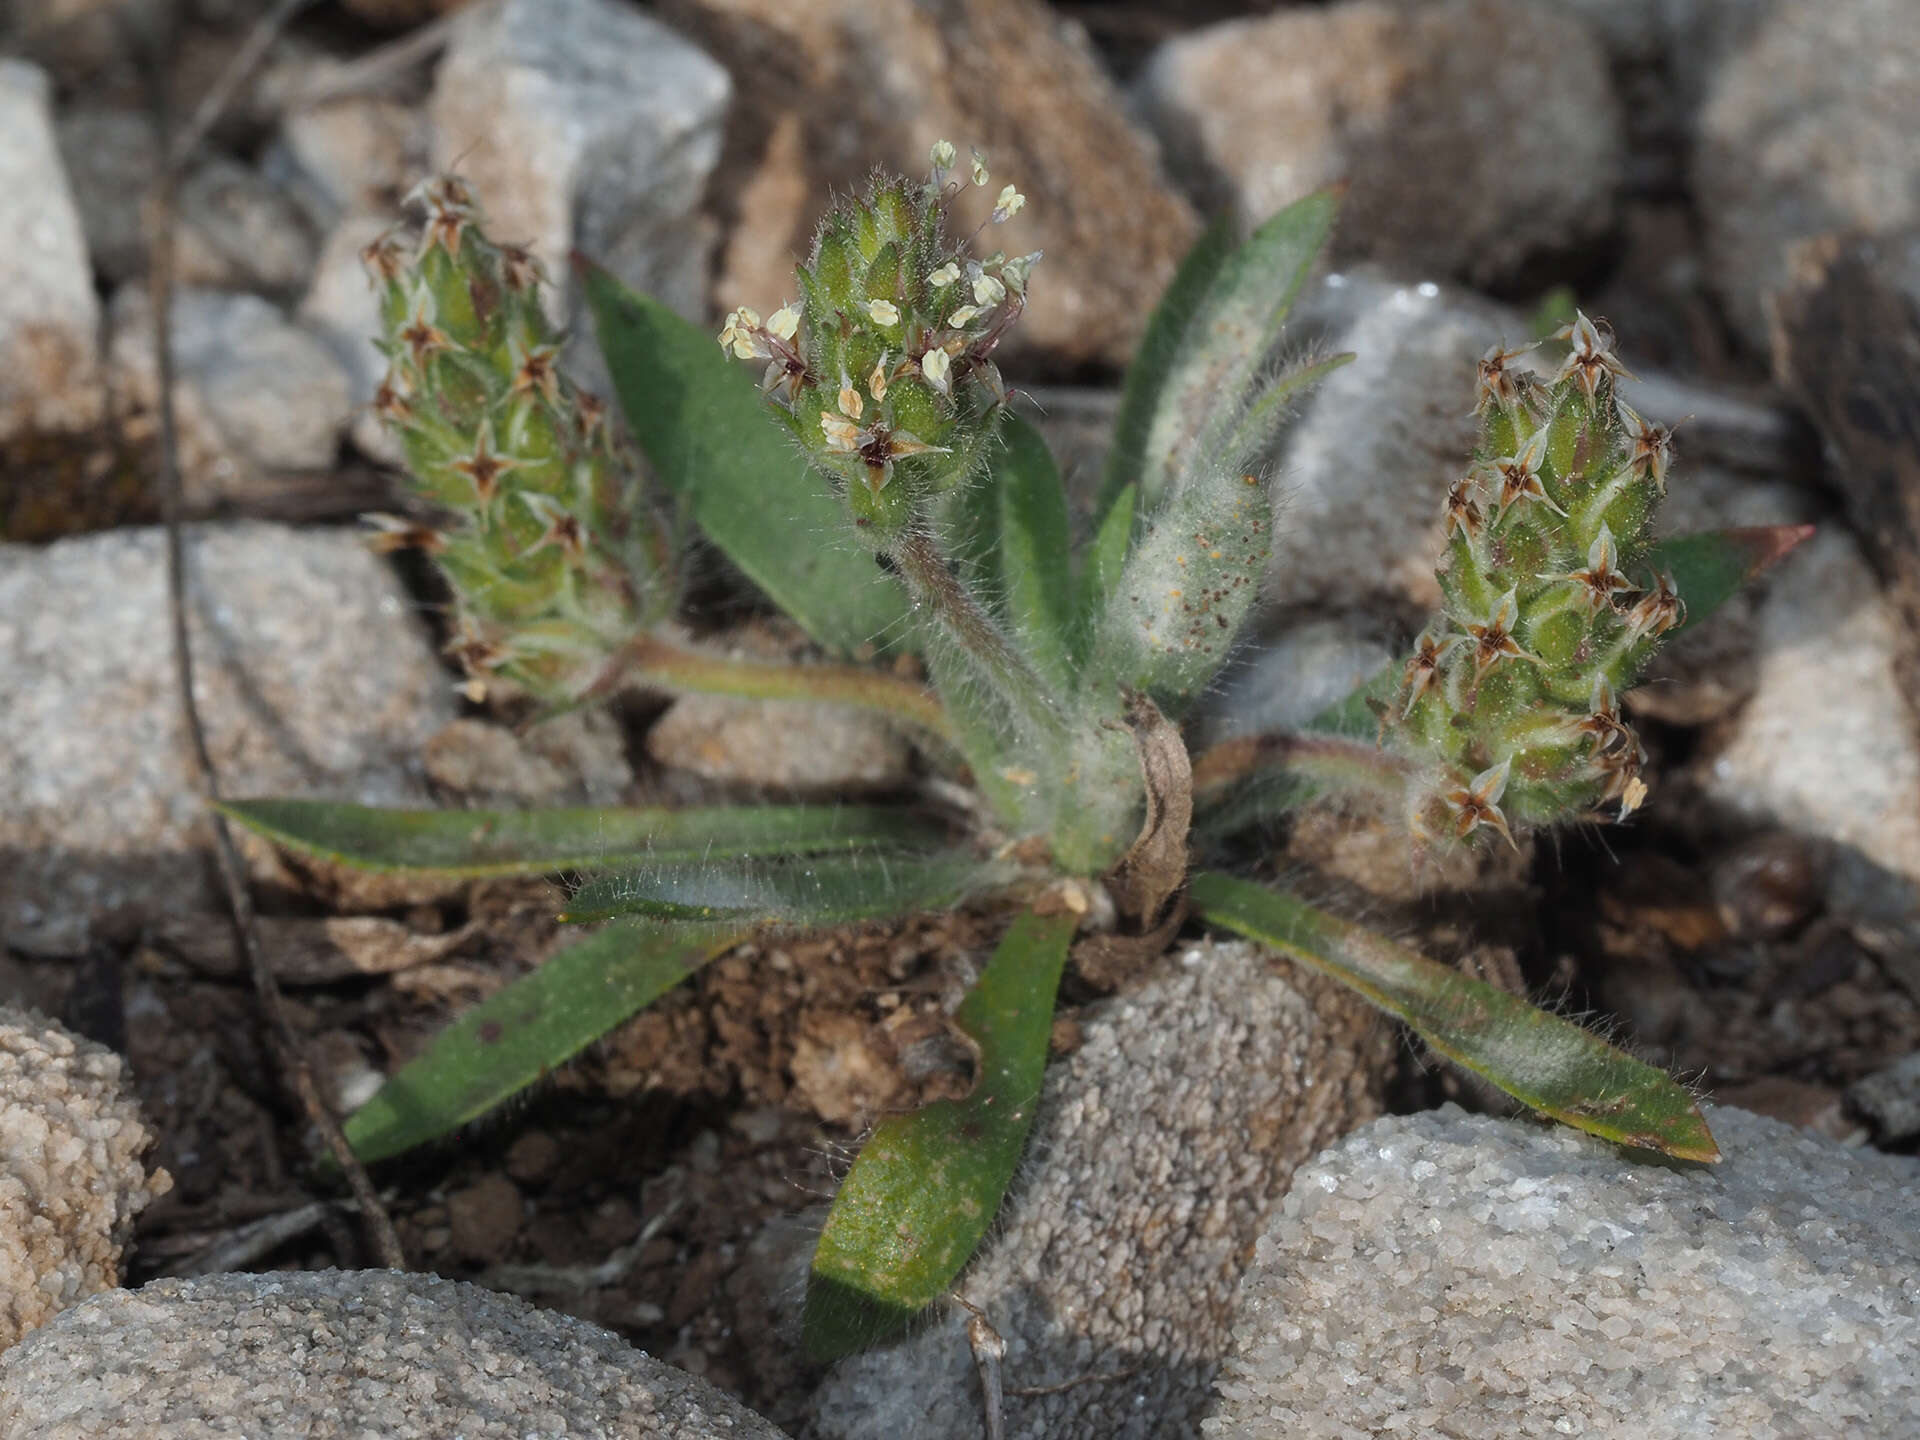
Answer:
[999,251,1041,294]
[969,149,990,187]
[947,305,980,328]
[717,306,762,356]
[928,262,960,289]
[837,375,864,422]
[767,304,800,341]
[921,346,951,394]
[972,272,1006,307]
[991,184,1025,223]
[820,412,862,451]
[929,139,957,176]
[864,298,901,327]
[868,356,889,402]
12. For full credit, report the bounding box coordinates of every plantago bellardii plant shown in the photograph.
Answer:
[224,146,1807,1360]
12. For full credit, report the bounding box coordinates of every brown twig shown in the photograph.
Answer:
[167,0,320,169]
[140,4,406,1271]
[283,9,462,111]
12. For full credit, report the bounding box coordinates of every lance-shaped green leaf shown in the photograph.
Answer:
[219,799,946,877]
[1135,190,1340,512]
[1644,524,1815,638]
[803,908,1077,1360]
[993,413,1074,684]
[561,849,991,927]
[1099,215,1238,520]
[1189,872,1720,1162]
[578,258,911,656]
[344,919,744,1163]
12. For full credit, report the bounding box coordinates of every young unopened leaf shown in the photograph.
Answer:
[1189,872,1719,1162]
[343,919,744,1163]
[1137,191,1340,511]
[578,259,911,656]
[804,908,1077,1359]
[219,799,944,877]
[1099,215,1238,520]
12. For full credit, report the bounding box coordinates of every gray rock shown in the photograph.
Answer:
[299,213,407,466]
[665,0,1201,372]
[0,1269,790,1438]
[172,155,319,296]
[1138,0,1623,289]
[1849,1051,1920,1144]
[424,709,634,805]
[1696,0,1920,353]
[1191,614,1397,749]
[1265,270,1517,619]
[647,692,913,793]
[0,523,453,953]
[810,940,1386,1440]
[53,105,161,284]
[271,95,426,227]
[109,286,355,500]
[0,1007,171,1353]
[428,0,732,354]
[0,60,103,441]
[1700,527,1920,894]
[1205,1105,1920,1439]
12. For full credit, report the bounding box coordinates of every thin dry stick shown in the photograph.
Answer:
[283,9,462,111]
[143,5,405,1270]
[167,0,320,168]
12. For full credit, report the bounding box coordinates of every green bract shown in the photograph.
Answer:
[228,148,1809,1361]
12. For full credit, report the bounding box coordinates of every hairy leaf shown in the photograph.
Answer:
[803,908,1077,1359]
[343,919,743,1163]
[1099,215,1238,520]
[219,799,946,877]
[994,413,1075,684]
[1137,191,1340,512]
[578,259,911,655]
[1073,481,1135,664]
[1190,872,1719,1162]
[561,850,991,927]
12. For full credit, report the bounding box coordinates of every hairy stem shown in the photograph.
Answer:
[605,631,957,748]
[891,529,1060,734]
[1190,729,1411,804]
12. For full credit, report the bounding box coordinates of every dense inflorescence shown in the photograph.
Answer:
[1388,313,1682,846]
[361,177,675,705]
[718,144,1037,546]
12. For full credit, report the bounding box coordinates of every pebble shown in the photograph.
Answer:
[1138,0,1623,289]
[0,1007,171,1352]
[0,523,452,953]
[1206,1105,1920,1439]
[0,59,103,442]
[1696,0,1920,352]
[667,0,1200,371]
[428,0,732,355]
[0,1270,790,1438]
[108,286,355,502]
